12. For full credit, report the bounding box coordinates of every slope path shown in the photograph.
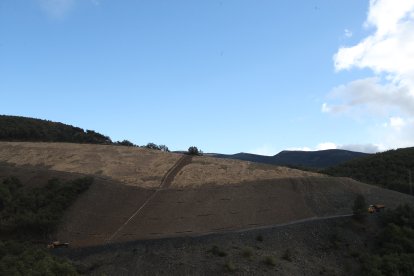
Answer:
[106,155,192,243]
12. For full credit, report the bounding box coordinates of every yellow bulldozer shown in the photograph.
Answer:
[368,204,385,213]
[47,241,69,249]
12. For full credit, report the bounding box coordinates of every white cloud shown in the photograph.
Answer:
[389,116,406,131]
[339,143,383,153]
[293,142,381,153]
[325,77,414,116]
[248,144,278,156]
[324,0,414,150]
[287,142,338,152]
[316,142,337,150]
[379,117,414,148]
[335,0,414,76]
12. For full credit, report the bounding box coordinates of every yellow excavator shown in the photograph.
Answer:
[368,204,385,213]
[47,241,69,249]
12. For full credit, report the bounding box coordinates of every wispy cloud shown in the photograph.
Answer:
[344,29,353,38]
[37,0,75,18]
[323,0,414,149]
[37,0,100,18]
[90,0,100,6]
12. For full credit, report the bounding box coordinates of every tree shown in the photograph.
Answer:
[353,194,367,220]
[158,145,170,152]
[188,146,203,156]
[116,140,135,147]
[145,143,160,150]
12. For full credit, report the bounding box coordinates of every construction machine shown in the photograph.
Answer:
[368,204,385,213]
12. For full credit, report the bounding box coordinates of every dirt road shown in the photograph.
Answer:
[106,155,193,243]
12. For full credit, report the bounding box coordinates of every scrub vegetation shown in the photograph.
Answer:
[0,176,93,275]
[324,147,414,194]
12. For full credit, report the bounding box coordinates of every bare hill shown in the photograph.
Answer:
[0,142,180,189]
[0,142,320,188]
[1,142,413,249]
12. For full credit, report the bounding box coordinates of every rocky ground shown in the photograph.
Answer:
[59,216,378,276]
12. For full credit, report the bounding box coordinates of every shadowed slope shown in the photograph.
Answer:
[55,177,413,247]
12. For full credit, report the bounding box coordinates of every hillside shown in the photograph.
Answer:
[211,149,369,169]
[324,147,414,194]
[0,115,112,144]
[0,142,180,188]
[0,142,319,189]
[0,142,412,249]
[2,141,414,275]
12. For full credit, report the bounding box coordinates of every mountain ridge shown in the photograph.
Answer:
[209,149,370,169]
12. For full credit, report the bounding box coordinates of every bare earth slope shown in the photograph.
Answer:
[171,156,322,188]
[57,177,413,247]
[0,142,413,248]
[0,142,320,188]
[0,142,180,188]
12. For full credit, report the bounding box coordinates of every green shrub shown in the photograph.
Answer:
[263,256,277,267]
[323,147,414,195]
[360,204,414,275]
[0,241,78,275]
[224,260,236,272]
[241,247,254,258]
[0,176,93,237]
[144,143,170,152]
[115,140,136,147]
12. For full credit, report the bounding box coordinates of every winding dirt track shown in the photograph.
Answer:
[106,155,193,243]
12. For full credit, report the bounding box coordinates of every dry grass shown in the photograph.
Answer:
[0,142,322,189]
[0,142,180,188]
[171,156,323,188]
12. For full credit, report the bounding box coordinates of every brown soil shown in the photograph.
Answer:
[1,142,413,250]
[171,155,323,188]
[160,155,193,189]
[0,142,180,188]
[52,176,413,248]
[0,142,320,189]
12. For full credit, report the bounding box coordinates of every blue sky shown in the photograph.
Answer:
[1,0,413,154]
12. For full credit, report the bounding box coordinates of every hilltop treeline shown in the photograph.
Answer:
[0,115,112,144]
[324,147,414,194]
[0,115,175,152]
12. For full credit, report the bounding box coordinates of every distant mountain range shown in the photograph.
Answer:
[209,149,370,169]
